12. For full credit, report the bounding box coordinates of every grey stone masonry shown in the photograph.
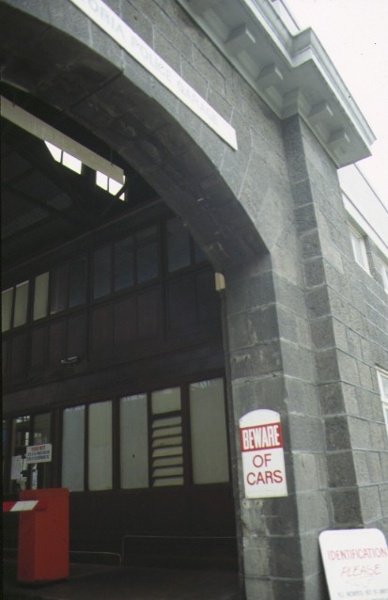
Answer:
[2,1,387,599]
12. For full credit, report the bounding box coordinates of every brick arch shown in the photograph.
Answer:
[0,0,267,272]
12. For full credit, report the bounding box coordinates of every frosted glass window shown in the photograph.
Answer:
[33,273,49,320]
[350,227,369,272]
[190,378,229,484]
[13,281,29,327]
[152,388,181,414]
[2,288,13,332]
[88,401,112,490]
[120,395,149,489]
[62,406,85,492]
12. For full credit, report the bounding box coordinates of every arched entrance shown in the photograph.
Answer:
[1,0,268,575]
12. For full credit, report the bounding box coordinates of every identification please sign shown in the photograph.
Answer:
[319,529,388,599]
[239,409,287,498]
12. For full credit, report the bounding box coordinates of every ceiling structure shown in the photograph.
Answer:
[1,83,157,273]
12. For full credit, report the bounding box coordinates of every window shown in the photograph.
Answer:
[377,368,388,434]
[379,259,388,293]
[88,401,113,491]
[190,378,229,484]
[349,226,369,272]
[62,406,85,492]
[166,216,206,273]
[151,388,184,487]
[61,378,229,492]
[2,288,13,332]
[96,171,125,200]
[92,226,160,299]
[13,281,29,327]
[120,394,148,489]
[45,141,82,174]
[33,272,49,320]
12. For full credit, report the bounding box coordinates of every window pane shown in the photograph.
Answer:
[114,237,134,291]
[33,413,51,488]
[350,229,369,272]
[88,401,112,490]
[190,378,229,484]
[50,264,67,314]
[167,218,190,272]
[2,288,13,332]
[45,141,62,162]
[12,415,30,455]
[93,245,111,299]
[33,273,49,320]
[69,255,87,308]
[96,171,108,191]
[152,388,181,414]
[62,151,82,174]
[11,416,30,491]
[120,395,149,489]
[137,226,159,283]
[62,406,85,492]
[33,413,51,445]
[13,281,29,327]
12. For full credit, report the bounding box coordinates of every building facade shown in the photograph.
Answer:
[2,1,387,598]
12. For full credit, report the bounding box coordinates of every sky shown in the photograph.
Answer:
[287,0,388,206]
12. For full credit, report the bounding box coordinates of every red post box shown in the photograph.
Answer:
[18,488,69,583]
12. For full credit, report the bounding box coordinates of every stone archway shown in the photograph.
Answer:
[1,2,309,598]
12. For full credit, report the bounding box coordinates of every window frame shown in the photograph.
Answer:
[377,368,388,434]
[349,225,370,273]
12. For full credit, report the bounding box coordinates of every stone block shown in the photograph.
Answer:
[360,485,382,523]
[270,535,303,578]
[330,488,362,526]
[319,382,346,415]
[324,415,351,451]
[327,451,357,488]
[288,414,324,452]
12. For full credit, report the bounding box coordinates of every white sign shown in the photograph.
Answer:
[11,455,24,480]
[26,444,52,464]
[70,0,238,150]
[319,529,388,599]
[239,409,287,498]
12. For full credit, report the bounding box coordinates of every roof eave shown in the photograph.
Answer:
[177,0,375,167]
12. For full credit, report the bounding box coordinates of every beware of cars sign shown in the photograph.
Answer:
[239,409,287,498]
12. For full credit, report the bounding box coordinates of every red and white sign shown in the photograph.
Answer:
[319,529,388,599]
[239,409,287,498]
[26,443,52,464]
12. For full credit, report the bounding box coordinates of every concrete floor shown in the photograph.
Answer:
[3,560,243,600]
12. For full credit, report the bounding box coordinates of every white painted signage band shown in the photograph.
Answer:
[69,0,238,150]
[239,409,287,498]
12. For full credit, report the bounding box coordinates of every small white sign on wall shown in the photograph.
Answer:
[239,409,287,498]
[319,528,388,599]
